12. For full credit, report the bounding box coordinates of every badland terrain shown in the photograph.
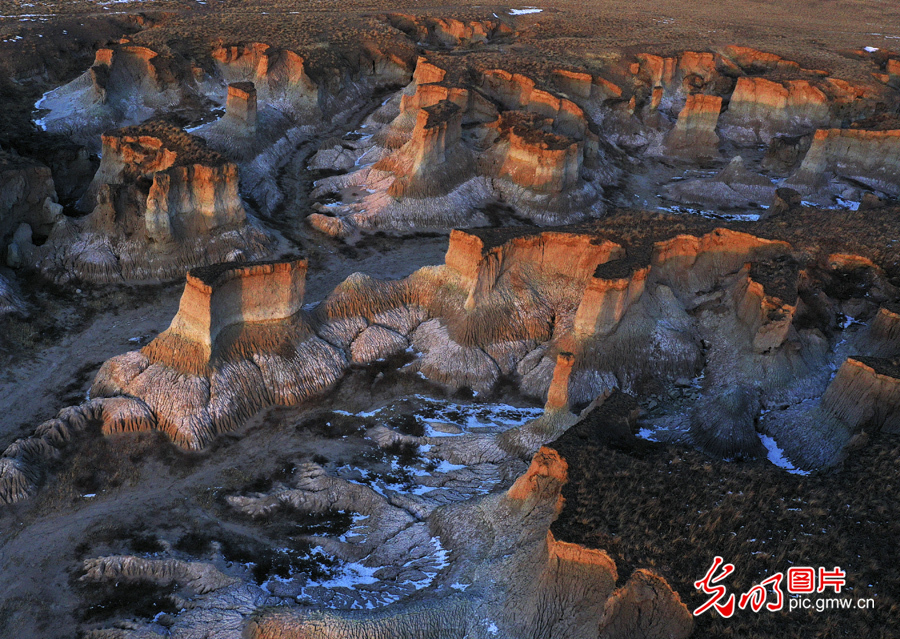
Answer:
[0,1,899,637]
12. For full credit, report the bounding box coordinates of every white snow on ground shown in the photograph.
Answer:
[433,460,466,473]
[509,8,542,15]
[657,204,761,222]
[864,46,880,52]
[313,554,380,588]
[33,91,53,131]
[286,536,451,609]
[834,197,861,211]
[339,396,543,434]
[636,428,659,442]
[801,199,864,212]
[758,434,811,476]
[410,396,544,432]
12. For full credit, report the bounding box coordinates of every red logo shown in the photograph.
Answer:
[695,559,847,617]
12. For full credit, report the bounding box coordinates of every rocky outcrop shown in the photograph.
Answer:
[65,390,692,639]
[663,155,776,209]
[92,259,340,448]
[308,56,612,236]
[820,357,900,434]
[870,305,900,355]
[36,44,189,151]
[0,149,60,254]
[32,121,271,282]
[212,42,320,117]
[493,112,584,194]
[787,127,900,197]
[239,444,687,639]
[719,77,830,145]
[152,259,308,359]
[35,36,416,218]
[661,94,722,158]
[375,100,469,198]
[224,82,258,134]
[383,14,515,48]
[8,206,900,503]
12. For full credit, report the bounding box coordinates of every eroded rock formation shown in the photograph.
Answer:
[73,422,691,639]
[30,121,272,282]
[661,94,722,158]
[36,45,191,151]
[9,201,900,504]
[0,149,61,267]
[308,55,613,237]
[383,13,515,48]
[787,126,900,198]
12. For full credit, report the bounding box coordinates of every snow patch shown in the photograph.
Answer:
[758,434,811,475]
[658,204,761,222]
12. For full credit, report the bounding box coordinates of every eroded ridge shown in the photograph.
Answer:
[5,203,900,504]
[73,400,693,639]
[308,54,616,236]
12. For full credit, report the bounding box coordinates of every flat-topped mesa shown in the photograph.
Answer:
[662,93,722,158]
[224,82,258,133]
[80,122,246,243]
[787,127,900,197]
[445,228,623,301]
[30,120,272,283]
[88,45,166,104]
[495,112,583,194]
[378,101,466,198]
[551,68,624,103]
[572,229,794,344]
[481,69,588,138]
[821,357,900,433]
[81,121,226,207]
[719,77,830,145]
[383,14,514,48]
[871,305,900,351]
[212,42,318,114]
[152,259,308,362]
[651,228,792,297]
